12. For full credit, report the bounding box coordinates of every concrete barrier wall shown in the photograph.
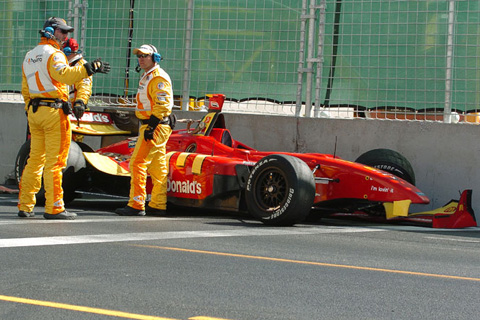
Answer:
[2,102,479,221]
[0,103,29,183]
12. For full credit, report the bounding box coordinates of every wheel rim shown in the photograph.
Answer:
[185,143,197,153]
[253,168,288,211]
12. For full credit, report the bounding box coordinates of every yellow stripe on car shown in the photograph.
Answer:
[383,199,411,219]
[192,155,208,175]
[176,152,190,167]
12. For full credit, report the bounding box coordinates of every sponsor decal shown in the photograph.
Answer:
[246,158,275,191]
[373,164,403,176]
[267,188,295,219]
[69,112,112,123]
[370,185,394,193]
[128,139,137,149]
[167,179,202,195]
[28,55,43,64]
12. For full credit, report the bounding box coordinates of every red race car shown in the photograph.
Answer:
[15,94,476,228]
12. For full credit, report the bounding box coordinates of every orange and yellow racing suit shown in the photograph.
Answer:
[67,54,92,106]
[19,37,91,215]
[128,64,173,211]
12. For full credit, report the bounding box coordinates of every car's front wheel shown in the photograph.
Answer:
[245,154,315,226]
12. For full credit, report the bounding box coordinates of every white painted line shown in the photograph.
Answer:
[424,236,480,243]
[0,217,190,225]
[367,225,480,232]
[0,226,382,248]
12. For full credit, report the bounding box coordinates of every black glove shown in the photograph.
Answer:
[84,58,111,76]
[73,100,86,120]
[143,115,161,141]
[144,126,155,141]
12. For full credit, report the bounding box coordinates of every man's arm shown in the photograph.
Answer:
[21,68,30,111]
[143,76,173,141]
[149,76,173,119]
[48,51,90,86]
[73,59,93,105]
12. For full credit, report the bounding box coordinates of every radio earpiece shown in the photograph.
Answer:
[44,26,54,39]
[153,52,162,63]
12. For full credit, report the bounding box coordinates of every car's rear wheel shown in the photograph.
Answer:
[15,140,86,205]
[245,154,315,226]
[355,148,416,185]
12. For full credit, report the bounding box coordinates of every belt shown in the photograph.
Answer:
[30,98,64,109]
[140,116,169,125]
[29,98,71,114]
[36,101,63,109]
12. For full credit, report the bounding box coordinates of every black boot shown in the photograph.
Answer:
[43,211,77,220]
[115,206,146,216]
[146,206,167,216]
[18,210,35,218]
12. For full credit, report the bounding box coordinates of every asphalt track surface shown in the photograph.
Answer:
[1,192,480,320]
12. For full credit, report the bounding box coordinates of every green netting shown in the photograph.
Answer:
[2,0,480,113]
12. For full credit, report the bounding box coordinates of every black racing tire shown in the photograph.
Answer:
[14,140,87,205]
[245,154,315,226]
[355,148,416,185]
[108,109,139,134]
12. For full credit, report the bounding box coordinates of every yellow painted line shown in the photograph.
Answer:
[0,294,177,320]
[189,317,233,320]
[134,245,480,283]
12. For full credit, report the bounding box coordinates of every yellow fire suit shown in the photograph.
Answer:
[67,54,92,105]
[128,65,173,211]
[19,37,91,215]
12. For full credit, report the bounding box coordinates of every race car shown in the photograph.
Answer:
[15,94,477,228]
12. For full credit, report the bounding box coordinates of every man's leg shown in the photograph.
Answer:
[148,125,172,211]
[42,109,71,215]
[18,110,46,215]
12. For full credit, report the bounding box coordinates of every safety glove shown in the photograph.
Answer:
[144,115,161,141]
[84,58,111,75]
[73,100,86,124]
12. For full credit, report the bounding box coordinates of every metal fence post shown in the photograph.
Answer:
[444,0,456,124]
[313,0,326,117]
[304,0,317,117]
[182,0,194,111]
[296,0,309,117]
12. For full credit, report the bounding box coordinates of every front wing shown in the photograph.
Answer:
[330,190,477,228]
